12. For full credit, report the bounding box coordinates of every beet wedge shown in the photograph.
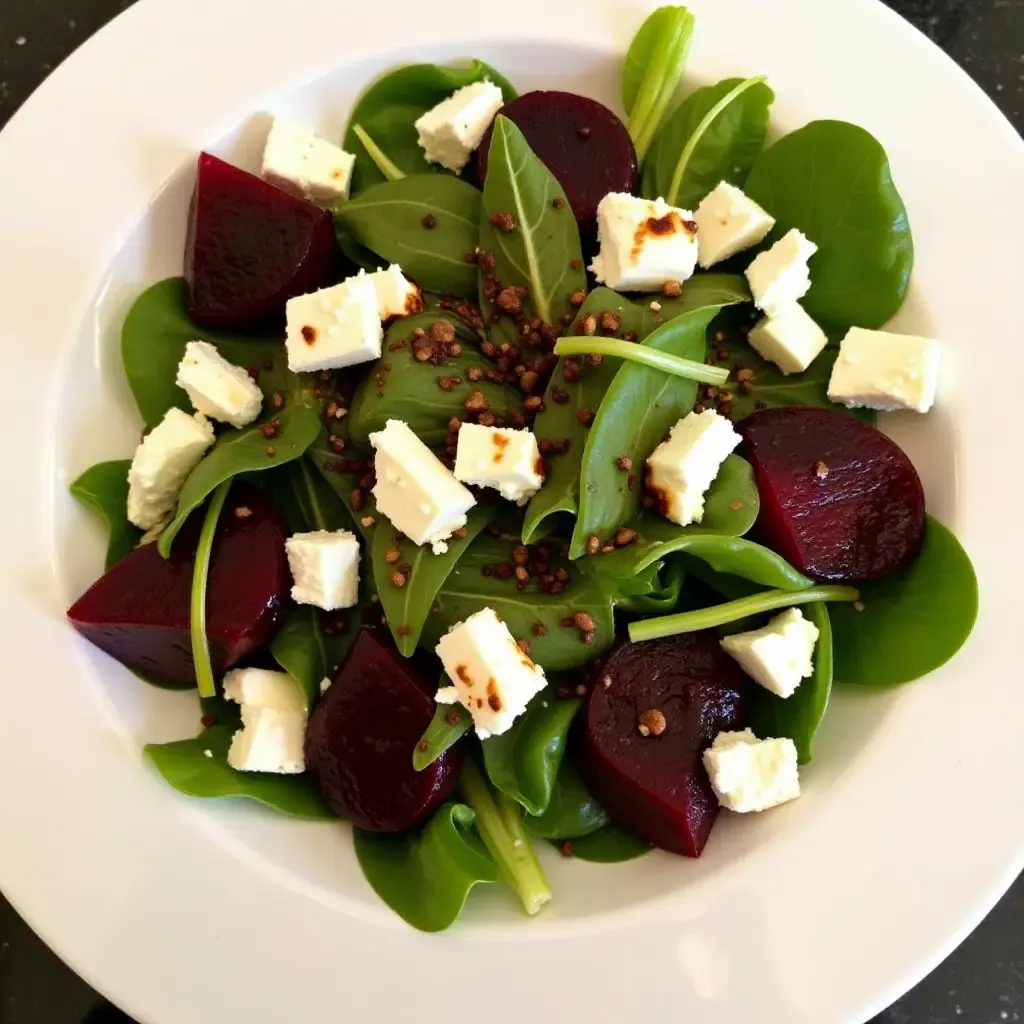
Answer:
[305,631,462,832]
[67,485,290,684]
[185,152,337,328]
[739,407,925,583]
[579,632,748,857]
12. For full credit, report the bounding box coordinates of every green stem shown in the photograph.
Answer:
[352,125,406,182]
[629,585,859,642]
[555,337,730,386]
[458,759,552,916]
[190,481,232,699]
[668,75,766,206]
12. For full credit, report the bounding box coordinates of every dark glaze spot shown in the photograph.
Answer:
[456,664,473,687]
[486,678,502,712]
[301,325,317,344]
[492,432,510,463]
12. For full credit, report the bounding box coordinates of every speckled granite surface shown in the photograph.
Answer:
[0,1,1021,1021]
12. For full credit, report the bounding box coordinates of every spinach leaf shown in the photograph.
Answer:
[190,481,231,700]
[479,116,586,336]
[270,606,361,711]
[413,700,472,771]
[525,758,609,840]
[616,559,687,614]
[748,601,832,764]
[744,120,914,331]
[121,278,287,428]
[344,60,517,194]
[353,802,499,933]
[562,823,654,863]
[333,175,482,297]
[481,690,582,816]
[831,516,978,687]
[69,460,140,569]
[420,532,615,671]
[642,77,773,209]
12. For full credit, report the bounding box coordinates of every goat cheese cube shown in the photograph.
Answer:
[261,116,355,204]
[590,193,699,292]
[827,327,941,413]
[127,408,215,530]
[415,80,504,173]
[646,410,741,527]
[745,228,817,317]
[369,264,423,320]
[175,341,263,428]
[694,181,775,268]
[434,607,547,739]
[285,272,383,373]
[453,423,544,504]
[720,608,819,699]
[748,303,828,376]
[369,419,476,553]
[223,667,307,774]
[703,729,800,813]
[285,530,360,610]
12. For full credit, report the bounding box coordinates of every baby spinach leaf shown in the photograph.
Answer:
[336,230,383,274]
[69,460,140,569]
[563,823,654,863]
[271,606,362,711]
[525,758,609,840]
[420,532,615,671]
[344,60,517,194]
[353,802,500,933]
[642,77,774,209]
[744,120,914,331]
[675,535,811,591]
[479,116,586,335]
[121,278,287,428]
[831,516,978,687]
[616,559,687,614]
[333,175,482,297]
[414,700,472,772]
[481,690,582,817]
[748,601,832,764]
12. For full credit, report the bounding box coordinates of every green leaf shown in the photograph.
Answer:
[344,60,517,194]
[333,175,482,297]
[479,116,586,332]
[69,460,140,569]
[353,802,499,933]
[481,690,582,816]
[270,606,362,711]
[413,700,472,772]
[642,77,774,209]
[190,481,231,700]
[121,278,288,429]
[563,823,653,863]
[748,601,832,764]
[831,516,978,687]
[524,758,609,840]
[616,560,687,614]
[744,120,914,332]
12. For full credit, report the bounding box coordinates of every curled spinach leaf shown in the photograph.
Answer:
[562,823,654,863]
[353,802,499,933]
[270,606,360,711]
[414,699,472,772]
[525,758,609,840]
[70,460,140,569]
[616,560,687,614]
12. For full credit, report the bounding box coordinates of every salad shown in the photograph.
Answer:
[65,4,978,932]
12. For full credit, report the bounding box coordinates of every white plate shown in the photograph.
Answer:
[0,0,1020,1021]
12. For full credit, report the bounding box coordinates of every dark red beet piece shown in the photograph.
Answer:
[579,632,748,857]
[67,485,290,684]
[305,631,462,832]
[476,91,638,231]
[185,152,337,328]
[739,407,925,583]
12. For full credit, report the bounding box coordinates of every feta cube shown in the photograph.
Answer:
[369,419,476,553]
[434,607,547,739]
[285,530,361,610]
[285,272,383,373]
[415,80,504,172]
[369,264,423,320]
[703,729,800,813]
[590,193,699,292]
[744,228,818,317]
[694,181,775,268]
[748,303,828,376]
[453,423,544,504]
[720,608,819,699]
[645,410,741,527]
[261,116,355,204]
[127,408,215,530]
[827,326,941,413]
[223,668,307,774]
[175,341,263,427]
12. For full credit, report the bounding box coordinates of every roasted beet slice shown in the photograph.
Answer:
[579,632,748,857]
[739,407,925,583]
[185,152,337,328]
[305,631,462,832]
[476,91,638,231]
[67,485,290,684]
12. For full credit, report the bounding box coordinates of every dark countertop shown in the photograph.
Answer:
[0,1,1021,1022]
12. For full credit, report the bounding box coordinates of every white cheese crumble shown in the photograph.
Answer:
[285,530,361,611]
[744,228,817,318]
[415,80,504,172]
[694,181,775,268]
[223,668,307,774]
[175,340,263,427]
[261,116,355,204]
[703,729,800,813]
[453,423,544,504]
[720,608,819,699]
[748,303,829,376]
